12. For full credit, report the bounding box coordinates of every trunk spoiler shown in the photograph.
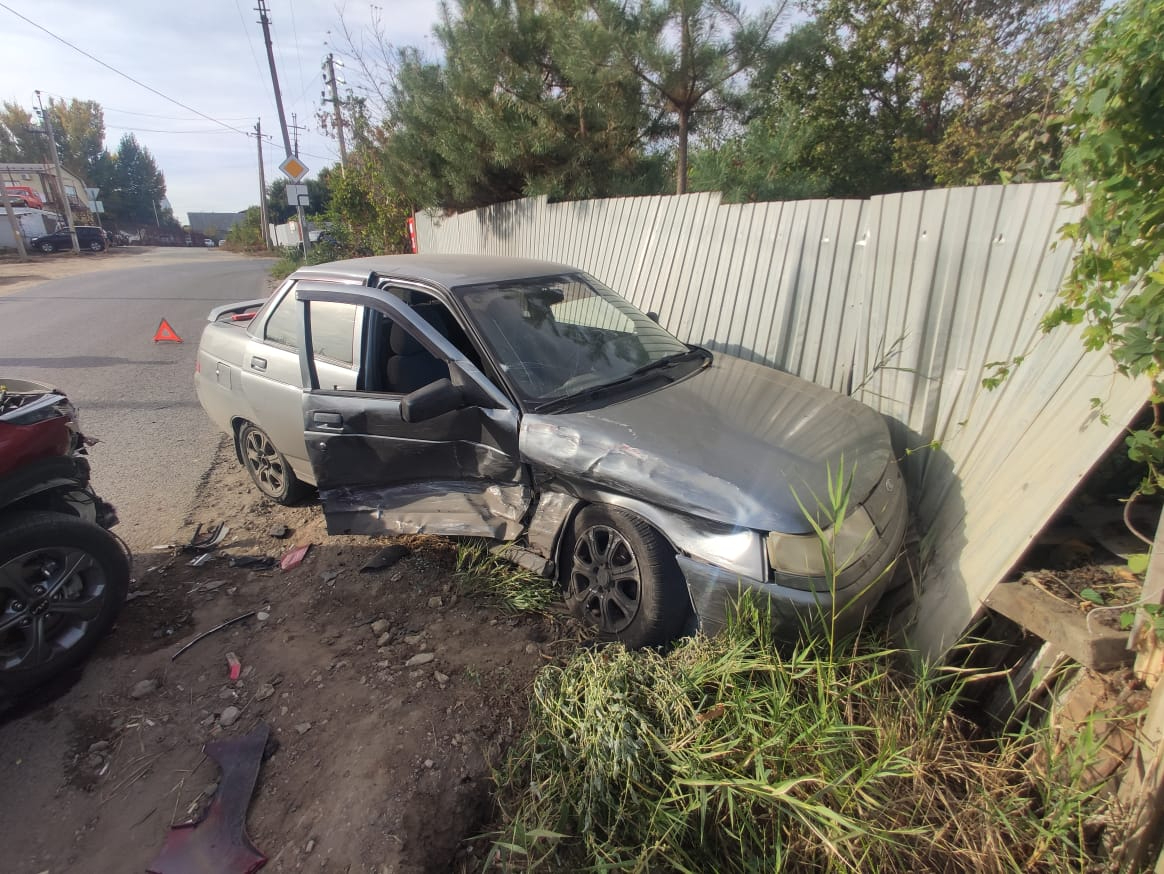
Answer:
[207,299,267,322]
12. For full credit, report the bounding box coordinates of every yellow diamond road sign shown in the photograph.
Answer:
[279,155,309,181]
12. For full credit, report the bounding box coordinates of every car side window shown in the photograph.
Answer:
[264,289,358,366]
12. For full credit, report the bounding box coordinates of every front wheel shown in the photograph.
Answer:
[561,505,691,648]
[88,240,104,252]
[38,242,55,253]
[239,422,306,505]
[0,512,130,696]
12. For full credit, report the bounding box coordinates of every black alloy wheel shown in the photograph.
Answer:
[87,239,103,252]
[562,505,691,648]
[0,512,129,695]
[38,241,55,253]
[239,422,305,505]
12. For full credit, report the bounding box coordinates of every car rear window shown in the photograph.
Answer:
[263,289,357,365]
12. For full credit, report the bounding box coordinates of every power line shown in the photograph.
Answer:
[105,125,242,134]
[234,0,269,101]
[0,2,250,138]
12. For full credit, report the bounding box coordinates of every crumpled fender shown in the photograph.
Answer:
[0,455,91,513]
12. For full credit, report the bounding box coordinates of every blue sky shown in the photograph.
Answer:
[2,0,444,221]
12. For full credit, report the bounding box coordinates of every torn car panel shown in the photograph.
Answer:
[319,480,529,540]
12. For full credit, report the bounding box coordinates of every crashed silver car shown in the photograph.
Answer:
[195,255,907,646]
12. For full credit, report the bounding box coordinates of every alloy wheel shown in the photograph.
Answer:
[243,427,288,496]
[0,546,108,672]
[569,525,641,633]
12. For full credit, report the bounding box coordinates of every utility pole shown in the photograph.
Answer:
[255,120,271,249]
[255,0,308,255]
[323,53,347,168]
[36,92,79,255]
[2,187,28,260]
[290,113,308,159]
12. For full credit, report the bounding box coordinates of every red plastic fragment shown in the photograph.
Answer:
[225,652,242,682]
[279,543,310,571]
[146,723,270,874]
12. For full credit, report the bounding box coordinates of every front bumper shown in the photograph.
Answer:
[679,470,909,641]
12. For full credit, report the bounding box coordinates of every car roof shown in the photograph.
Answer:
[292,254,582,290]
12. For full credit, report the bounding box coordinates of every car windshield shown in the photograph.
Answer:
[456,273,694,403]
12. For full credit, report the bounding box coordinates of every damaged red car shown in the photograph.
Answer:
[0,379,129,696]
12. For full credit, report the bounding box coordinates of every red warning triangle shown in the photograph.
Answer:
[153,318,183,343]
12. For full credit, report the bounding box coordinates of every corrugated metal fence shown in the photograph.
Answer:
[415,184,1147,658]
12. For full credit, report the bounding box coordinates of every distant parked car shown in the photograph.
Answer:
[29,226,107,253]
[204,239,216,247]
[195,255,908,649]
[107,231,130,247]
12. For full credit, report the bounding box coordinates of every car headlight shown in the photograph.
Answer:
[766,506,877,578]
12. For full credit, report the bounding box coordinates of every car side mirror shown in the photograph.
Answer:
[400,378,466,423]
[647,311,660,323]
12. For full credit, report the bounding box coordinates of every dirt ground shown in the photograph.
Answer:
[0,245,249,297]
[0,440,580,874]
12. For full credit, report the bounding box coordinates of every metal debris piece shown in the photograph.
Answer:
[146,723,270,874]
[185,522,230,552]
[171,612,257,662]
[279,544,310,571]
[359,544,411,573]
[227,555,277,570]
[188,553,214,568]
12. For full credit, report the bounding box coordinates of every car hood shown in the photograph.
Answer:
[519,353,894,534]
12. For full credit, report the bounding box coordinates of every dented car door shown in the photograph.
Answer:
[295,283,530,539]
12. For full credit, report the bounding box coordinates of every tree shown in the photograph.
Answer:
[47,99,105,177]
[590,0,787,194]
[0,102,45,163]
[749,0,1099,197]
[266,176,332,223]
[105,134,167,226]
[380,0,664,211]
[1041,0,1164,492]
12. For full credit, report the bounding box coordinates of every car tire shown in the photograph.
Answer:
[88,240,103,252]
[239,422,307,505]
[0,511,130,696]
[38,242,55,253]
[561,505,691,648]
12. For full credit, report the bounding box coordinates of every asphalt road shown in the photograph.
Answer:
[0,249,275,548]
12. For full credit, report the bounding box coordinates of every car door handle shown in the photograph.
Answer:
[312,411,344,429]
[250,356,267,372]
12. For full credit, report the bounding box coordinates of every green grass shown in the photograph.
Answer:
[486,601,1105,872]
[454,539,561,615]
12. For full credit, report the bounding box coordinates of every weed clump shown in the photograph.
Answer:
[490,600,1102,873]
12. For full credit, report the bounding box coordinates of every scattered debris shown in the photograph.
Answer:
[254,684,275,702]
[219,706,241,728]
[225,652,242,682]
[428,597,443,609]
[406,653,435,667]
[131,679,160,700]
[279,544,311,571]
[146,723,269,874]
[294,722,311,735]
[320,570,339,584]
[171,612,257,662]
[227,555,277,570]
[256,611,270,622]
[267,524,289,539]
[360,543,411,573]
[370,618,390,635]
[187,553,214,568]
[127,590,156,602]
[185,522,230,553]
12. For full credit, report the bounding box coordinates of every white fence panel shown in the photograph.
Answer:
[415,184,1147,658]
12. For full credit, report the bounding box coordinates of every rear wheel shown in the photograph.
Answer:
[38,242,55,253]
[0,512,129,696]
[87,240,103,252]
[561,505,691,648]
[239,422,306,505]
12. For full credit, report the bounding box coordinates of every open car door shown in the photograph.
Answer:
[295,282,530,539]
